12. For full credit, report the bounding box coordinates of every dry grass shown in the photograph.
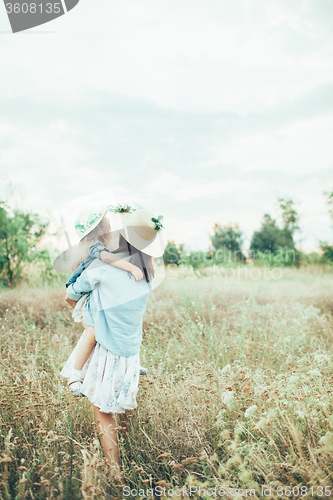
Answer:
[1,267,333,499]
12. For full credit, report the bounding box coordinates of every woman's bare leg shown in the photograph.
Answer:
[94,406,122,480]
[73,323,96,370]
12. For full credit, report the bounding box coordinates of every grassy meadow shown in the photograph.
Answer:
[1,266,333,499]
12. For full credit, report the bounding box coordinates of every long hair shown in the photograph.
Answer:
[73,215,111,270]
[114,234,154,283]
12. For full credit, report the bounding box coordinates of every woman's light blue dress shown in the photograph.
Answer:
[60,256,153,413]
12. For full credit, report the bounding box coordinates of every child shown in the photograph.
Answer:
[65,207,144,396]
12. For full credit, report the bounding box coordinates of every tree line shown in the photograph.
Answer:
[163,193,333,268]
[0,193,333,287]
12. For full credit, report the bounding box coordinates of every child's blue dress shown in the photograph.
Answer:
[67,241,109,324]
[66,241,109,288]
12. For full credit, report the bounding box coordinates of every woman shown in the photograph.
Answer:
[60,208,165,480]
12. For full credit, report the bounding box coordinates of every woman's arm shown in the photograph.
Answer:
[66,263,106,301]
[100,251,143,281]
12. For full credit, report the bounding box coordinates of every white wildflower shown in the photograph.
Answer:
[221,364,231,374]
[223,391,234,405]
[319,431,332,446]
[314,354,330,365]
[244,405,258,418]
[307,369,322,377]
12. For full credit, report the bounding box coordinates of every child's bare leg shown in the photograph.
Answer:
[68,322,97,396]
[73,322,96,370]
[94,406,122,481]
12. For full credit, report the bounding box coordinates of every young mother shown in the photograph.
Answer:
[60,208,164,480]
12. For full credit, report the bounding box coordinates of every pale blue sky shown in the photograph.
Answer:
[0,0,332,251]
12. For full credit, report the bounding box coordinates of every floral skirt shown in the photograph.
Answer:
[60,330,140,414]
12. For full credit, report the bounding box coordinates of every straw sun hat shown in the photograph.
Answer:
[53,204,165,273]
[117,208,165,258]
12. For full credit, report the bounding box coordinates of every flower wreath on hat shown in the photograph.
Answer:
[107,204,165,230]
[75,204,164,240]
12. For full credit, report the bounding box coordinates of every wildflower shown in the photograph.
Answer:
[156,453,172,459]
[307,369,322,377]
[172,464,184,470]
[156,480,171,487]
[221,364,231,374]
[314,354,330,364]
[181,457,197,464]
[222,391,234,405]
[319,431,333,446]
[244,405,258,418]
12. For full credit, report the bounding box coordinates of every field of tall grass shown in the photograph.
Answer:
[1,267,333,499]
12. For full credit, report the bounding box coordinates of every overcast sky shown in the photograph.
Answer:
[0,0,333,251]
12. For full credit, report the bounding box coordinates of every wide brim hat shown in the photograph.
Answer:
[52,205,117,273]
[116,209,165,258]
[52,206,165,273]
[75,207,108,240]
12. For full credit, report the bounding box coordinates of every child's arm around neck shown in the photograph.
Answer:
[100,250,144,281]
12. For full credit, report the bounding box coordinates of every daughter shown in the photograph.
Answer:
[65,207,144,396]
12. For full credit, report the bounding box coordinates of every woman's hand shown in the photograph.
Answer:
[130,265,144,281]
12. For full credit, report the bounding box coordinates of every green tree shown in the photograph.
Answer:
[319,191,333,263]
[250,214,294,255]
[319,243,333,263]
[250,198,300,263]
[278,197,300,235]
[0,201,47,287]
[210,223,245,262]
[163,241,185,266]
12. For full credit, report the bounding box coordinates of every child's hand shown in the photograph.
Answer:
[65,295,77,309]
[130,265,144,281]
